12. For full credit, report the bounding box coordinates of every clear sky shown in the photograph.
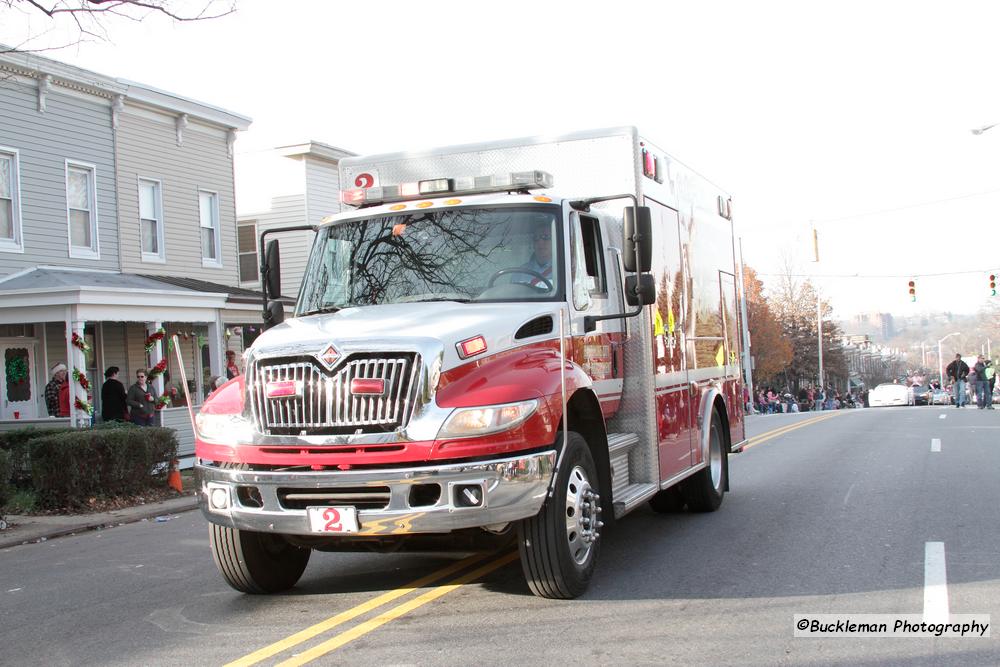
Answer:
[5,0,1000,319]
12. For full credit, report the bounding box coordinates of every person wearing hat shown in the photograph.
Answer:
[45,363,68,417]
[101,366,128,422]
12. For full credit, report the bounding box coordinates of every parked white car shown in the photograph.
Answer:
[869,383,914,407]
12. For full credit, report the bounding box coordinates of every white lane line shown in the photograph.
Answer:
[931,438,941,452]
[842,482,856,507]
[939,414,947,419]
[923,542,949,624]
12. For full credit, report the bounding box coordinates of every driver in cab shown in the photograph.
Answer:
[516,227,553,287]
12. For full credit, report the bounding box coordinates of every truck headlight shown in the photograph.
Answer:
[438,400,538,438]
[195,412,254,443]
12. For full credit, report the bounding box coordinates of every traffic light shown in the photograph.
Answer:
[908,279,916,302]
[991,274,996,297]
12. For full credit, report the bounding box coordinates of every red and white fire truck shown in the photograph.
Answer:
[194,127,746,599]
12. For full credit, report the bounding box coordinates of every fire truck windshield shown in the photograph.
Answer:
[296,206,563,314]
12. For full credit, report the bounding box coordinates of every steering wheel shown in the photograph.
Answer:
[487,267,553,289]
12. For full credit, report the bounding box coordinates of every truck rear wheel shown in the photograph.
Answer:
[517,432,601,599]
[209,523,311,594]
[680,409,728,512]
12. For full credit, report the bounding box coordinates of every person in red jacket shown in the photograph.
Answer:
[57,378,70,417]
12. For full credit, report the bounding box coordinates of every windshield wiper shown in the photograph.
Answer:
[402,297,473,304]
[300,306,344,316]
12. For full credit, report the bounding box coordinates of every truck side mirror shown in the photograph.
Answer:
[623,206,652,273]
[624,274,656,306]
[263,300,284,330]
[264,239,281,298]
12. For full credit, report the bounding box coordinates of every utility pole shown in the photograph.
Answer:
[814,226,824,389]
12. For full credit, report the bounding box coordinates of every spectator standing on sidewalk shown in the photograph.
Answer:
[126,369,157,426]
[987,360,996,410]
[973,355,988,409]
[945,354,970,407]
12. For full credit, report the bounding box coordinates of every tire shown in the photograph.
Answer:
[649,485,686,513]
[209,524,311,594]
[517,431,601,599]
[680,409,728,513]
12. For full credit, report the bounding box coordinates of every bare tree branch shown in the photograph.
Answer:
[1,0,236,53]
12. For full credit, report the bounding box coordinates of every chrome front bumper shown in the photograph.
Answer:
[196,450,556,536]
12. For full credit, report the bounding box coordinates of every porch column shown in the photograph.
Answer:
[146,321,165,396]
[69,319,88,428]
[206,314,225,380]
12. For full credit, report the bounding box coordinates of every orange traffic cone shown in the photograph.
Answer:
[167,459,183,493]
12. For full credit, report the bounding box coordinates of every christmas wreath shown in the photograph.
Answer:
[5,356,28,384]
[154,395,172,410]
[75,397,94,415]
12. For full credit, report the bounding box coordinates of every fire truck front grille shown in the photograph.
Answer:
[248,354,420,435]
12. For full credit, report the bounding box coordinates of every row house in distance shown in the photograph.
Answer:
[0,47,255,443]
[235,141,355,304]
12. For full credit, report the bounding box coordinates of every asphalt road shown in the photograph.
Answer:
[2,406,998,666]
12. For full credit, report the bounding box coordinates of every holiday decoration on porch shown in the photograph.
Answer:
[144,327,166,352]
[146,357,168,380]
[154,395,172,410]
[72,367,91,392]
[71,332,91,353]
[5,356,28,384]
[75,397,94,415]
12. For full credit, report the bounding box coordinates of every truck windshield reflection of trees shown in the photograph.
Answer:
[297,207,560,314]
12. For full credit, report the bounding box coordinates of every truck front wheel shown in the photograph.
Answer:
[517,432,602,599]
[209,524,311,594]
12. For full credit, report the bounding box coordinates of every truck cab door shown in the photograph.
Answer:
[567,210,624,418]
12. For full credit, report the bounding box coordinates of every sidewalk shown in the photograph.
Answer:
[0,493,199,549]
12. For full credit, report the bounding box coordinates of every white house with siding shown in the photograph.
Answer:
[0,47,256,454]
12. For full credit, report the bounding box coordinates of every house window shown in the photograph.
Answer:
[199,190,221,266]
[0,148,23,252]
[66,161,99,258]
[139,178,164,261]
[238,222,259,282]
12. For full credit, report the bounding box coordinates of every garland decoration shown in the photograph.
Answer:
[75,397,94,415]
[72,367,91,392]
[71,332,91,353]
[5,356,28,384]
[144,327,166,352]
[146,357,168,380]
[154,395,172,410]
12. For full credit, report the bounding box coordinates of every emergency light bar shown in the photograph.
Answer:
[340,170,554,207]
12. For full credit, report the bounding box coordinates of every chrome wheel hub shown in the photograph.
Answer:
[565,465,602,565]
[709,423,723,490]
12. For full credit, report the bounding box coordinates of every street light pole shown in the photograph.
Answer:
[813,226,824,390]
[937,332,959,387]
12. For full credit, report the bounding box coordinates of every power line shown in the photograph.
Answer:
[757,268,999,279]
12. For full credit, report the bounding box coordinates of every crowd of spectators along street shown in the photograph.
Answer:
[749,385,865,414]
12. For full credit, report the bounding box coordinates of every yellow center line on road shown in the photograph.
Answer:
[742,411,843,450]
[277,551,521,666]
[225,552,494,667]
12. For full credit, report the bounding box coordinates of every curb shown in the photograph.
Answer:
[0,495,200,550]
